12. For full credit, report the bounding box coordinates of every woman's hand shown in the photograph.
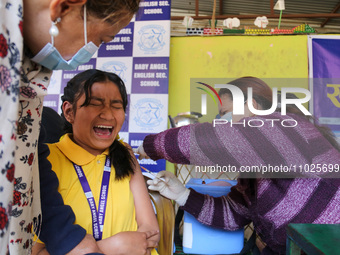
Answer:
[133,143,149,160]
[97,230,159,255]
[147,170,190,206]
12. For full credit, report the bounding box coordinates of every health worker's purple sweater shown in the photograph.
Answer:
[143,113,340,254]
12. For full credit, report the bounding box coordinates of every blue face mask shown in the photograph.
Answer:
[31,6,98,70]
[220,112,233,122]
[31,42,98,71]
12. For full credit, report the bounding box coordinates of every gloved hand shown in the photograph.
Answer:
[132,143,149,160]
[147,171,190,206]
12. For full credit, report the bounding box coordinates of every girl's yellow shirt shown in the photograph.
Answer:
[45,134,157,254]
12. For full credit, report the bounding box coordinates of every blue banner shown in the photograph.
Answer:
[309,36,340,134]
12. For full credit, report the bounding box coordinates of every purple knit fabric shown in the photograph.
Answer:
[143,112,340,254]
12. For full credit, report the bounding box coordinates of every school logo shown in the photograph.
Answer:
[138,25,166,53]
[133,98,163,128]
[99,61,128,83]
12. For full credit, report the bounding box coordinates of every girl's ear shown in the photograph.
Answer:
[62,101,75,124]
[49,0,87,21]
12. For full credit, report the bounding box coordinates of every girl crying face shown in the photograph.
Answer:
[63,71,126,155]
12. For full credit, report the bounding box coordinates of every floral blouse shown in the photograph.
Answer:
[0,1,52,253]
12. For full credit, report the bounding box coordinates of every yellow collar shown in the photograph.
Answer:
[56,134,109,166]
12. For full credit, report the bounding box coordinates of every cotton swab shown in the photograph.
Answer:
[141,166,165,182]
[141,166,160,178]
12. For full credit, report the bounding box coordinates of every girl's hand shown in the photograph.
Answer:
[67,234,103,255]
[138,227,160,255]
[32,234,103,255]
[97,230,159,255]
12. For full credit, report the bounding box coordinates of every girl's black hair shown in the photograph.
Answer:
[61,69,135,180]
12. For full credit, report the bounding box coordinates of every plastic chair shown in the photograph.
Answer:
[144,176,175,255]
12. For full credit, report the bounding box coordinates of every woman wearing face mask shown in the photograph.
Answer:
[134,77,340,254]
[0,0,139,254]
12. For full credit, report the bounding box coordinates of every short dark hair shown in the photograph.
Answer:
[218,77,273,111]
[85,0,141,23]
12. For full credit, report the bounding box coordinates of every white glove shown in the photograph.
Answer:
[132,143,149,160]
[147,171,190,206]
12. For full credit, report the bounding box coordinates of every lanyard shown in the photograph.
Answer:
[73,156,111,240]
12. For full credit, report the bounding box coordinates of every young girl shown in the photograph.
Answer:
[33,69,159,255]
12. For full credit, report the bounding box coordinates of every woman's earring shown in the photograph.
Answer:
[49,17,61,37]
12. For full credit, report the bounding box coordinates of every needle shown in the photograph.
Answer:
[141,166,165,182]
